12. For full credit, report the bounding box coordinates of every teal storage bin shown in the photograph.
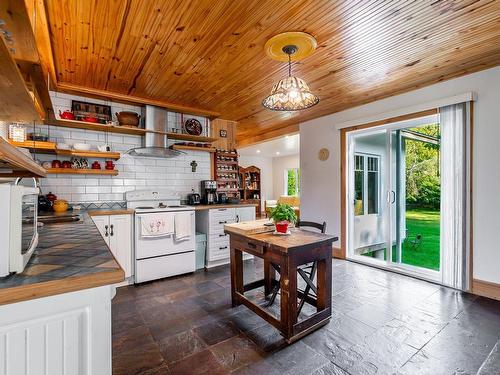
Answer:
[195,232,207,270]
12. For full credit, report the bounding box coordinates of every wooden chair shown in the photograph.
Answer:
[266,220,327,316]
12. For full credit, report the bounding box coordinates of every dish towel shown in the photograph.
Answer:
[141,213,174,237]
[174,213,192,241]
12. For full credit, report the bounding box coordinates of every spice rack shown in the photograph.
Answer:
[214,149,240,195]
[238,165,261,215]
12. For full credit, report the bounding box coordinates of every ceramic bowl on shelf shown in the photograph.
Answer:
[73,143,92,151]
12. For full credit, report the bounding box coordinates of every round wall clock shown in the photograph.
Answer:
[318,148,329,161]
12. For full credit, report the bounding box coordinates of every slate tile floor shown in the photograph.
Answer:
[112,259,500,375]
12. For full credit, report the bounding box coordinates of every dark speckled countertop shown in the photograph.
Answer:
[0,209,125,305]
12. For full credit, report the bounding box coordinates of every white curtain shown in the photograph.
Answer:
[439,102,471,290]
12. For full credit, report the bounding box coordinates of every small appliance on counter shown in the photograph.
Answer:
[201,180,217,205]
[0,178,39,277]
[188,189,201,205]
[218,192,228,204]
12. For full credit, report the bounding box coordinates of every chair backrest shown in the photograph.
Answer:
[296,220,327,234]
[278,195,300,207]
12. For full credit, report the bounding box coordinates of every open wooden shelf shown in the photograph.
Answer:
[55,149,121,160]
[216,152,238,158]
[167,133,217,142]
[171,145,216,153]
[9,140,56,153]
[46,168,118,176]
[9,140,121,160]
[0,138,46,177]
[46,117,218,142]
[46,117,145,136]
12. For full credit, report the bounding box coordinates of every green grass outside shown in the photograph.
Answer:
[362,208,440,271]
[401,208,440,270]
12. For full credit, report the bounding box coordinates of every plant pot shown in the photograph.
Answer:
[275,221,289,234]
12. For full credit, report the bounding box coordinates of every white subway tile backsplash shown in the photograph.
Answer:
[45,91,211,203]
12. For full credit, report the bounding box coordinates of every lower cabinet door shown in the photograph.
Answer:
[109,215,133,278]
[91,215,110,245]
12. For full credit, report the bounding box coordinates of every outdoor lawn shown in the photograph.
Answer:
[401,208,440,270]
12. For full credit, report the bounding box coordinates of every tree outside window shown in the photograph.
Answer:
[285,168,300,196]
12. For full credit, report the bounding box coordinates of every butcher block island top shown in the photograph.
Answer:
[0,211,124,306]
[224,220,338,343]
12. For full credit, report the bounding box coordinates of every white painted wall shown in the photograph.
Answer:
[300,65,500,284]
[238,155,274,205]
[36,92,210,203]
[272,154,300,197]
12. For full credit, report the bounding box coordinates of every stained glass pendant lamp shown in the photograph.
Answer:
[262,32,319,111]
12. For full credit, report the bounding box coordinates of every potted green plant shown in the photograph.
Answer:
[268,203,297,234]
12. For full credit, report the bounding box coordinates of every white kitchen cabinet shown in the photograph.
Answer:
[0,285,114,375]
[236,206,256,223]
[196,206,255,268]
[91,214,133,278]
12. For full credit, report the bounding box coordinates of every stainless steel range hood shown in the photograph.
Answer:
[126,105,185,158]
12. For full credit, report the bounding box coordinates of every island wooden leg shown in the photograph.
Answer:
[280,257,297,341]
[316,251,332,312]
[264,260,275,295]
[230,246,244,307]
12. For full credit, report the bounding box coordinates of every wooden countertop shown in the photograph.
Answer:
[0,211,124,306]
[225,221,338,254]
[88,208,135,216]
[194,203,257,210]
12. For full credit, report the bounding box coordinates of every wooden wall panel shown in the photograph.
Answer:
[211,119,237,150]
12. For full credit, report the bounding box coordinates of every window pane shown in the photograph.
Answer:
[355,155,364,215]
[367,156,379,214]
[287,169,297,196]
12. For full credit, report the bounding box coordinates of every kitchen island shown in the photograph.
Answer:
[0,210,125,374]
[225,220,337,343]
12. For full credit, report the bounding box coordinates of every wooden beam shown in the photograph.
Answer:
[237,123,299,148]
[0,37,41,122]
[24,0,58,88]
[56,82,221,118]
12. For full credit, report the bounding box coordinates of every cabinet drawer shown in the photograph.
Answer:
[208,208,235,222]
[232,237,265,255]
[207,236,230,261]
[209,219,236,235]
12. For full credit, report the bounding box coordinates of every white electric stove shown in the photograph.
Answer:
[125,189,196,283]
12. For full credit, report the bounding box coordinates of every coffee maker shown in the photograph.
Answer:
[201,180,217,204]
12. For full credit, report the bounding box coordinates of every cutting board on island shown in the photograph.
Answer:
[224,219,275,236]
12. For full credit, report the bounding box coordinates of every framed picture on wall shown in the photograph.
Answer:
[220,129,227,138]
[71,100,112,124]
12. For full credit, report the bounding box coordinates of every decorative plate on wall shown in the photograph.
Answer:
[318,148,329,161]
[184,118,202,136]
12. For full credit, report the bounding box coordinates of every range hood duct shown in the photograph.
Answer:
[126,105,185,158]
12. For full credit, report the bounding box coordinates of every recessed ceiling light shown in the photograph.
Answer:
[256,150,261,153]
[276,151,280,155]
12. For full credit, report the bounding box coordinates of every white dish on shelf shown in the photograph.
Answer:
[57,143,71,150]
[73,143,92,151]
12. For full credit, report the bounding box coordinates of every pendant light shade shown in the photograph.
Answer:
[262,76,319,111]
[262,42,319,111]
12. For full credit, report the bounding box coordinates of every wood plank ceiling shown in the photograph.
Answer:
[44,0,500,144]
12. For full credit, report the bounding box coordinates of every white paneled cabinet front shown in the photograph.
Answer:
[91,215,133,278]
[0,285,114,375]
[196,206,255,268]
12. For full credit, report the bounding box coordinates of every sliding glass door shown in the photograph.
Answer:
[347,117,442,281]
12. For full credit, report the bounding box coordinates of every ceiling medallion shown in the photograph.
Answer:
[262,32,319,111]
